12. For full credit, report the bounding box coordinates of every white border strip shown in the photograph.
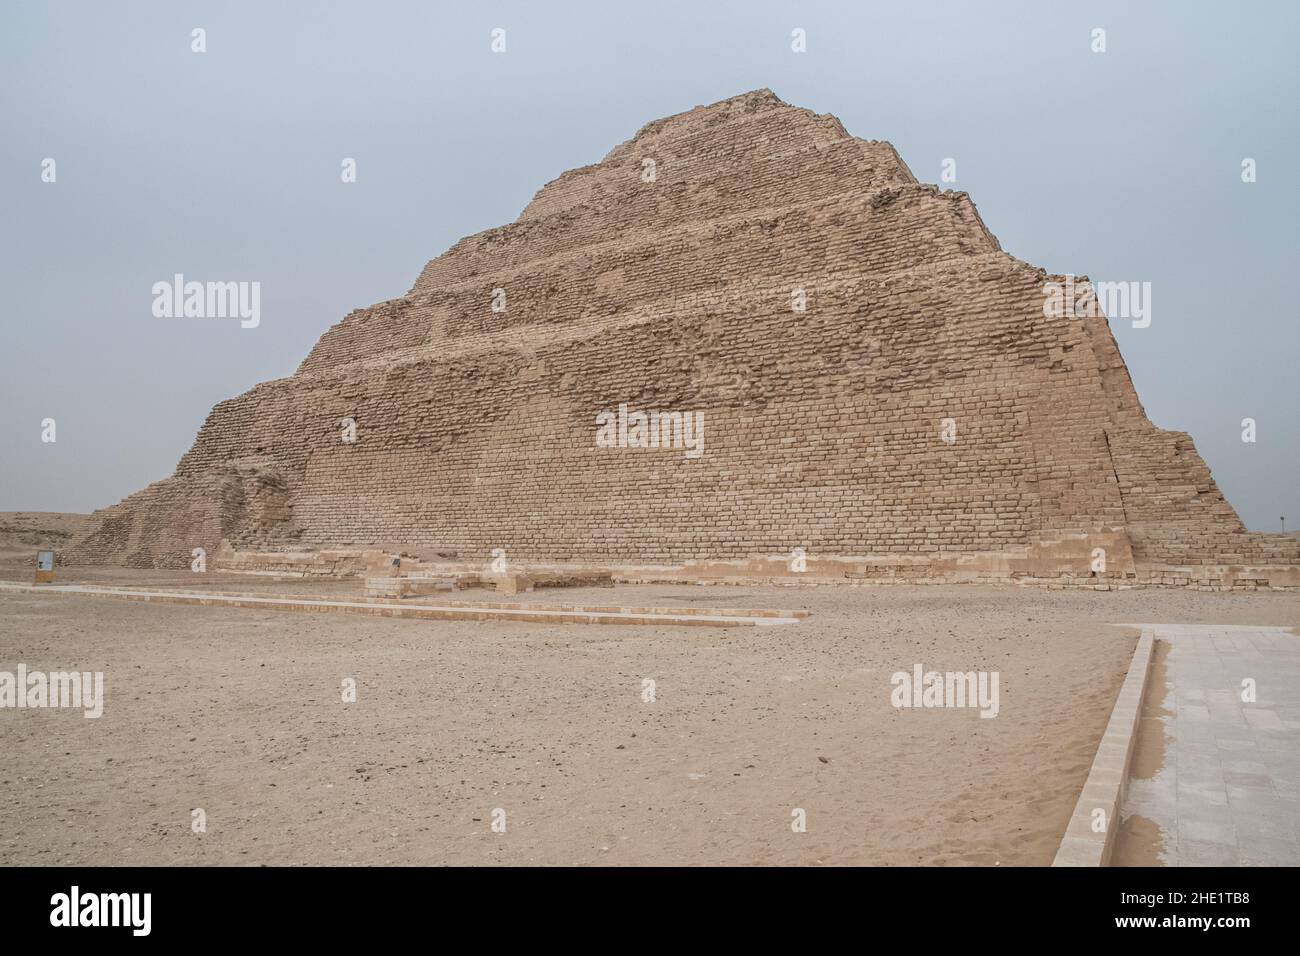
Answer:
[1052,626,1156,866]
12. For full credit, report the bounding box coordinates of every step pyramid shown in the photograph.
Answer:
[66,90,1299,587]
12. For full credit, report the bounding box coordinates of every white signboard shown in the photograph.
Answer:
[37,551,54,571]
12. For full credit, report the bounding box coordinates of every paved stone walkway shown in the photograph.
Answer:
[1120,624,1300,866]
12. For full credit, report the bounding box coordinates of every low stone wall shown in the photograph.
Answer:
[214,545,395,578]
[209,543,1298,591]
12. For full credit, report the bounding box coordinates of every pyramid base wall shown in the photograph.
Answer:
[198,531,1300,591]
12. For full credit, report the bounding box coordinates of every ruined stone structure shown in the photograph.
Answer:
[66,91,1299,588]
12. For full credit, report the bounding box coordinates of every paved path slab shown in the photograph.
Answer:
[1118,623,1300,866]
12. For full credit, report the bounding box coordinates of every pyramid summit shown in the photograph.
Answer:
[67,91,1299,588]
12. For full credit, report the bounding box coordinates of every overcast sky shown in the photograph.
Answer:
[2,0,1296,531]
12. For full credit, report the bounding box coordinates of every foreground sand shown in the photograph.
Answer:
[2,573,1296,866]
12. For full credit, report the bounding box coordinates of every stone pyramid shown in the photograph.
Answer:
[66,90,1298,587]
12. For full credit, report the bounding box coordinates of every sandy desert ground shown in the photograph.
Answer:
[2,556,1297,866]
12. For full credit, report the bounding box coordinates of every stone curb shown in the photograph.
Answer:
[0,582,804,629]
[1052,626,1156,866]
[49,584,811,620]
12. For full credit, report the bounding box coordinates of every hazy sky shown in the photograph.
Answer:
[2,0,1296,531]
